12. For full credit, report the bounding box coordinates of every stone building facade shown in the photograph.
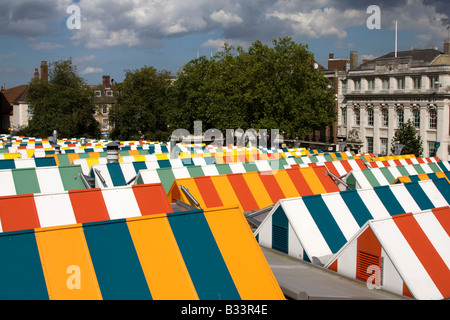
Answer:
[337,40,450,160]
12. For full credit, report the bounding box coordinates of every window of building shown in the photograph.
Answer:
[106,90,113,97]
[102,104,108,114]
[412,108,420,128]
[428,141,437,157]
[366,137,374,153]
[382,78,390,90]
[396,108,404,127]
[95,90,101,97]
[354,79,361,91]
[429,108,437,129]
[380,138,388,156]
[381,108,389,127]
[367,107,374,126]
[413,77,421,90]
[397,77,405,90]
[342,80,347,94]
[354,108,360,126]
[367,78,375,91]
[102,118,109,130]
[429,76,439,89]
[341,107,347,125]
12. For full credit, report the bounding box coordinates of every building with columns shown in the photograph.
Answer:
[337,40,450,160]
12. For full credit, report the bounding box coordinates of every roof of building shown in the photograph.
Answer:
[0,85,28,115]
[358,48,445,70]
[0,204,285,300]
[376,48,442,63]
[1,85,28,104]
[326,206,450,300]
[254,177,450,270]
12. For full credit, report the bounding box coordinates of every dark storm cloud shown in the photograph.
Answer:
[0,0,447,49]
[0,0,71,37]
[423,0,450,24]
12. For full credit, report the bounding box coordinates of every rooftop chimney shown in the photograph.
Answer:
[106,140,120,163]
[40,61,48,82]
[445,39,450,55]
[329,53,334,60]
[103,75,111,88]
[350,51,358,70]
[34,68,39,81]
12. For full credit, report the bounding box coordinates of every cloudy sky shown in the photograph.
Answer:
[0,0,448,88]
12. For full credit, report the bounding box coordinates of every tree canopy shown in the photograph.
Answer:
[23,59,100,138]
[166,37,337,138]
[108,66,173,141]
[391,119,423,157]
[19,37,337,143]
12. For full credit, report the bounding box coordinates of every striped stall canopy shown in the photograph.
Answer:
[323,159,370,177]
[344,163,445,189]
[254,178,450,265]
[326,206,450,300]
[323,157,441,178]
[0,165,86,196]
[0,153,21,160]
[437,161,450,172]
[0,157,57,170]
[168,165,340,213]
[73,154,213,175]
[0,183,173,233]
[0,206,284,300]
[34,148,107,158]
[47,152,107,167]
[393,171,450,184]
[369,156,441,168]
[284,151,371,162]
[371,154,416,161]
[135,159,311,193]
[89,157,222,188]
[49,152,164,168]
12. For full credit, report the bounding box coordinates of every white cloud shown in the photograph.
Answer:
[73,55,96,64]
[201,38,250,50]
[1,0,447,51]
[210,10,243,27]
[80,66,104,75]
[0,0,72,37]
[29,41,66,51]
[0,52,16,60]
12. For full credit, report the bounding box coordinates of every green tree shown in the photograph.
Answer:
[26,59,100,138]
[167,37,336,138]
[109,66,173,141]
[391,119,423,156]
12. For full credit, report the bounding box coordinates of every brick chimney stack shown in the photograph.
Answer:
[103,75,111,88]
[445,39,450,55]
[34,68,39,80]
[40,61,48,82]
[350,51,358,70]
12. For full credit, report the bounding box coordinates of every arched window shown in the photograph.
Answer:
[381,107,389,127]
[429,107,437,129]
[412,107,420,128]
[396,107,404,127]
[354,107,360,126]
[367,107,374,126]
[341,107,347,126]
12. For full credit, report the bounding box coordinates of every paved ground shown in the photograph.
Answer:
[260,247,405,300]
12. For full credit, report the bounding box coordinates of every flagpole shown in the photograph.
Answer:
[395,20,398,58]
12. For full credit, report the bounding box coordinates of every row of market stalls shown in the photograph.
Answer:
[0,134,449,300]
